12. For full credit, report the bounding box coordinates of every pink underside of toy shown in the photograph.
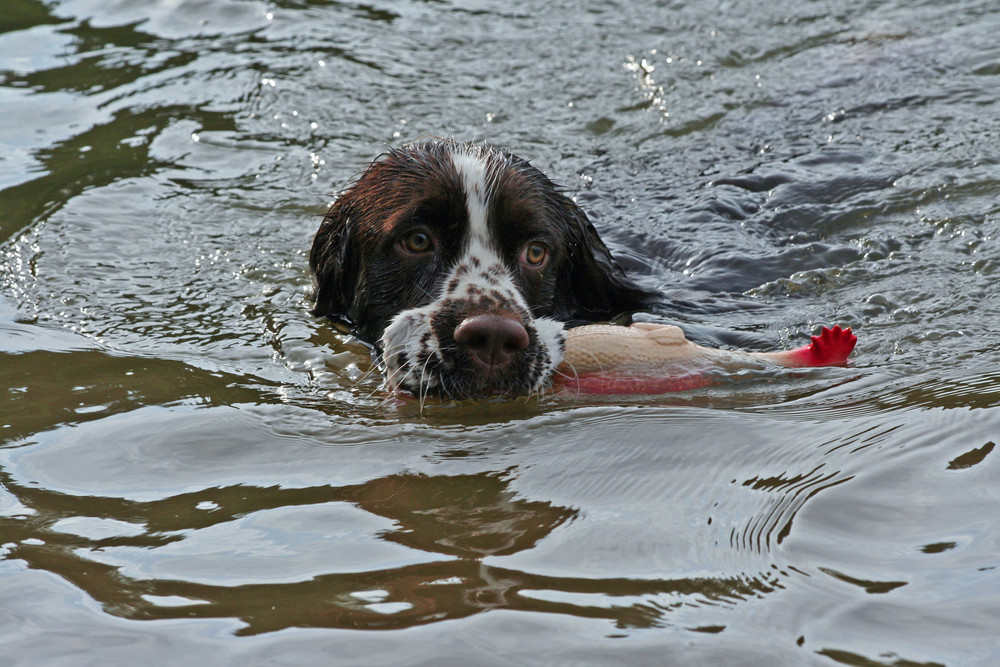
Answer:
[553,373,715,395]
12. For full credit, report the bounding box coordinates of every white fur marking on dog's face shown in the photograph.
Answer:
[450,148,492,251]
[380,305,441,394]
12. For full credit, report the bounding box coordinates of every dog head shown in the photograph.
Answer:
[309,140,655,398]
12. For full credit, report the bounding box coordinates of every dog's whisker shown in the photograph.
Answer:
[440,375,458,402]
[354,357,390,389]
[369,362,405,404]
[369,367,404,403]
[383,361,421,407]
[551,357,586,400]
[417,352,437,414]
[359,345,405,398]
[412,282,436,302]
[370,345,425,406]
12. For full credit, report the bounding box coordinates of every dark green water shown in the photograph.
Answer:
[2,0,999,664]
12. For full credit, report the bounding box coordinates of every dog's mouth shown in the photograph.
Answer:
[379,301,565,400]
[385,351,544,400]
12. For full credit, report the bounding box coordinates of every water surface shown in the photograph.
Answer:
[2,0,999,664]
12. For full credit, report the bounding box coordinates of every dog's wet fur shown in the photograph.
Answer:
[309,140,656,398]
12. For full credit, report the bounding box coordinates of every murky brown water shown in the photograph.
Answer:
[2,0,999,664]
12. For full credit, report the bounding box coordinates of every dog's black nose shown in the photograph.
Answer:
[454,315,530,369]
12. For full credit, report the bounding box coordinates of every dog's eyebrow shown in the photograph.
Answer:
[374,202,461,243]
[404,193,470,227]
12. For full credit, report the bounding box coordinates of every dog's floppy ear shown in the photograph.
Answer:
[309,200,358,322]
[555,198,659,322]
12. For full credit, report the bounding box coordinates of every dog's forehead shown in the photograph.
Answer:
[451,146,554,235]
[349,143,555,246]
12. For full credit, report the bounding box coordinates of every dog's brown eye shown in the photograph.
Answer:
[521,242,548,268]
[401,230,434,254]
